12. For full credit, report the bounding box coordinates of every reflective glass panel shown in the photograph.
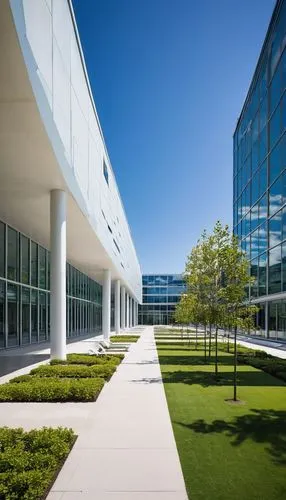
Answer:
[31,242,38,287]
[269,245,282,294]
[258,253,267,296]
[0,281,5,348]
[21,287,30,345]
[7,227,18,282]
[269,175,282,216]
[39,247,46,289]
[39,292,47,341]
[269,211,282,248]
[7,284,18,347]
[31,289,38,343]
[0,222,5,278]
[21,235,29,285]
[270,105,281,150]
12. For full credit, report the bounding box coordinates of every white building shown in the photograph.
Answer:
[0,0,142,358]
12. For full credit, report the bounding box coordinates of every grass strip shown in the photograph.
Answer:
[157,342,286,500]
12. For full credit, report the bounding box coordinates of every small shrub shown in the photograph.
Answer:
[0,427,75,500]
[110,335,139,343]
[0,377,104,402]
[9,374,33,384]
[50,353,124,366]
[30,363,116,380]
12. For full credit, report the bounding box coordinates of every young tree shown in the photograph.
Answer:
[185,222,230,375]
[219,234,258,401]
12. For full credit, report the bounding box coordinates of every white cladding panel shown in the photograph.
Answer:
[17,0,141,300]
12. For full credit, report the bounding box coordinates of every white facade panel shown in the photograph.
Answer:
[10,0,142,302]
[23,0,53,108]
[53,39,71,163]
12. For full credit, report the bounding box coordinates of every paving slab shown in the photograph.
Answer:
[48,327,188,499]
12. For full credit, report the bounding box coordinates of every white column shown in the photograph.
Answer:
[102,269,111,340]
[126,293,129,329]
[121,286,126,330]
[50,190,66,360]
[130,297,133,327]
[133,300,136,327]
[115,279,120,335]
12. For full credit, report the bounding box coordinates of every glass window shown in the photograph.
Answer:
[269,175,282,216]
[103,160,109,185]
[270,65,281,114]
[250,258,258,298]
[260,96,267,130]
[0,222,5,278]
[259,126,268,164]
[21,287,30,345]
[259,222,268,254]
[269,138,282,185]
[7,227,18,282]
[31,289,38,343]
[282,93,286,132]
[269,245,282,294]
[0,281,5,348]
[259,161,267,198]
[20,235,29,284]
[258,253,267,296]
[282,46,286,90]
[39,292,47,341]
[258,195,267,225]
[269,211,282,248]
[250,203,259,232]
[7,283,18,347]
[270,105,281,150]
[282,205,286,241]
[282,242,286,292]
[252,140,259,173]
[252,112,259,143]
[31,242,38,287]
[270,30,281,78]
[39,246,46,289]
[252,170,259,205]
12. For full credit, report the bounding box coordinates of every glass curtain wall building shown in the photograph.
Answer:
[0,219,102,350]
[139,275,186,325]
[233,0,286,340]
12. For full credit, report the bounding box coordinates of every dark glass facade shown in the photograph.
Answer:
[138,274,186,325]
[0,219,102,349]
[233,0,286,340]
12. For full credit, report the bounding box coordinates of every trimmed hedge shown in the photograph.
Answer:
[238,351,286,383]
[110,335,139,343]
[30,363,116,380]
[0,377,104,402]
[50,353,124,366]
[0,426,75,500]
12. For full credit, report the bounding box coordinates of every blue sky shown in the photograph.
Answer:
[72,0,275,274]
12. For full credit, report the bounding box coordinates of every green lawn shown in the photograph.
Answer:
[157,343,286,500]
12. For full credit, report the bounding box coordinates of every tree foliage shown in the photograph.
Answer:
[175,220,258,400]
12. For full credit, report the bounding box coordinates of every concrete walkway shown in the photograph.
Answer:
[0,327,188,499]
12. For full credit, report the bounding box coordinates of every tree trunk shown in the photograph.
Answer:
[233,325,238,401]
[215,325,218,376]
[208,324,212,358]
[227,328,230,353]
[195,324,198,350]
[204,324,207,362]
[187,327,191,348]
